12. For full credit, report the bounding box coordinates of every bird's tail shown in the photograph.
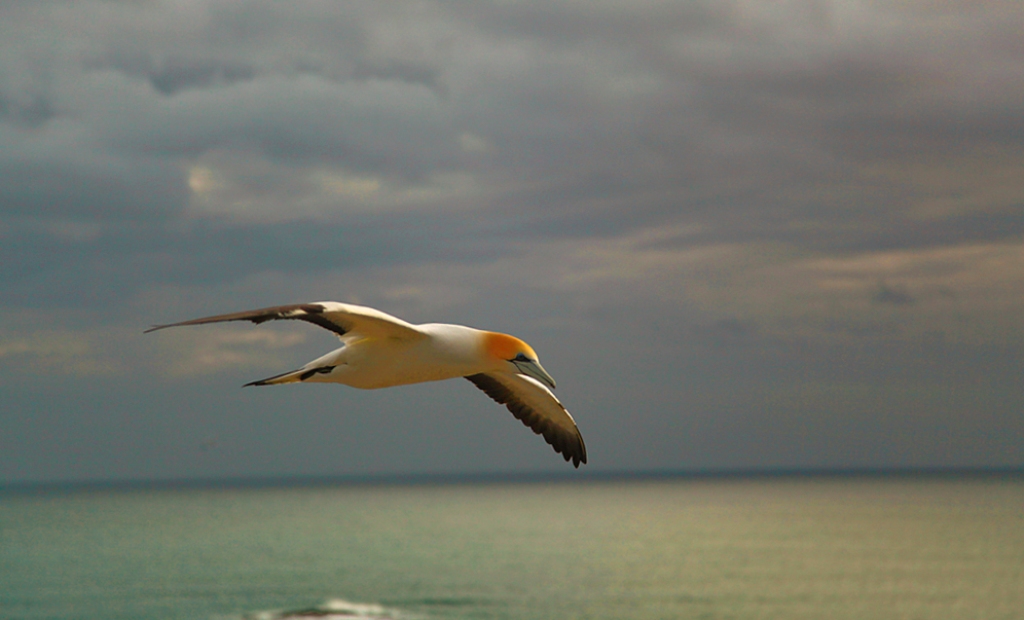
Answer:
[244,347,345,387]
[245,368,301,386]
[244,364,336,387]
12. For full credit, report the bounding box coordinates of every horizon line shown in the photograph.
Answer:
[3,465,1022,494]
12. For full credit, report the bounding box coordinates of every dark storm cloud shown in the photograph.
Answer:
[95,56,258,97]
[3,1,1016,238]
[0,2,459,221]
[0,144,188,220]
[108,75,456,174]
[873,281,914,307]
[0,211,506,311]
[0,90,55,127]
[0,0,1019,309]
[0,0,1019,308]
[411,2,1024,259]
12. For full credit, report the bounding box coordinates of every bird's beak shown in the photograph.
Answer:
[513,358,557,390]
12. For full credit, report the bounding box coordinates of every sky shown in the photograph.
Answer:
[2,0,1023,484]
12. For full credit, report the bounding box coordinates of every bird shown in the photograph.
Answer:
[145,301,587,467]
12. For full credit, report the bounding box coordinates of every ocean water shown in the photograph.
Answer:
[1,474,1022,620]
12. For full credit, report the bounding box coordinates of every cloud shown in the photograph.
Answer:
[5,1,1019,236]
[873,281,914,307]
[0,122,189,221]
[2,0,1020,323]
[0,328,118,377]
[157,327,308,377]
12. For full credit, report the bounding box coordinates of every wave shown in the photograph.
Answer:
[244,598,409,620]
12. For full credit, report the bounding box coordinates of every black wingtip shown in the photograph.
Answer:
[569,452,585,468]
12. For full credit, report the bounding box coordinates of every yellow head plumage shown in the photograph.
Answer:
[483,331,538,361]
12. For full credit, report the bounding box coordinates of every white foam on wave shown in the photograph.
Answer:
[243,597,409,620]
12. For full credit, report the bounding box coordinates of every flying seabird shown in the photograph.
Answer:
[146,302,587,467]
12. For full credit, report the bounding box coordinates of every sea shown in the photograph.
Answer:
[1,472,1021,620]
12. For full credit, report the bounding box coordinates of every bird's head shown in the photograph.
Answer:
[483,332,557,390]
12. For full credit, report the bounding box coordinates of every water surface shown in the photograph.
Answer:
[2,474,1021,619]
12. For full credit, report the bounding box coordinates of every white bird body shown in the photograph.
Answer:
[285,323,495,389]
[146,301,587,467]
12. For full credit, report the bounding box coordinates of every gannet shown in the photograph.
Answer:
[146,302,587,467]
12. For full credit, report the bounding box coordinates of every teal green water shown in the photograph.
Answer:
[2,476,1022,619]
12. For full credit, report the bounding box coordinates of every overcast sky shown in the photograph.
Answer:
[2,0,1022,484]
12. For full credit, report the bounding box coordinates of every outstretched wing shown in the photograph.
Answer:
[145,301,424,340]
[466,372,587,468]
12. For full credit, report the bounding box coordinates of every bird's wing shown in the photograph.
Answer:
[466,372,587,468]
[145,301,424,340]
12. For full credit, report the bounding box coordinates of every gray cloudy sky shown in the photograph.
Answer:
[2,0,1023,483]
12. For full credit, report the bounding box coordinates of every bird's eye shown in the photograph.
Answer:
[513,352,531,362]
